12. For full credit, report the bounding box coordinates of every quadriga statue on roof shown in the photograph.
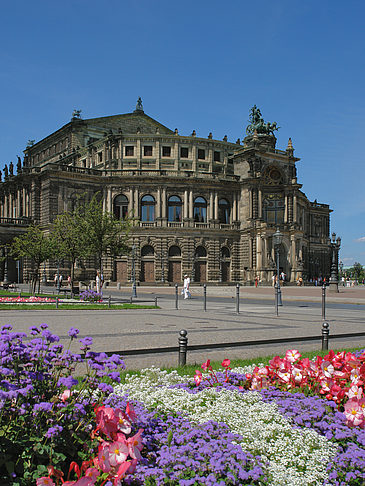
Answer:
[246,105,280,136]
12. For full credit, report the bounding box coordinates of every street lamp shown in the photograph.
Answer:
[161,250,165,284]
[273,228,283,315]
[3,246,9,284]
[329,232,341,293]
[43,262,47,284]
[131,244,137,298]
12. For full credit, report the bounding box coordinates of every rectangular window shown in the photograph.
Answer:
[198,149,205,160]
[162,146,171,157]
[180,147,189,158]
[125,146,134,157]
[144,145,153,157]
[98,152,103,162]
[213,151,221,162]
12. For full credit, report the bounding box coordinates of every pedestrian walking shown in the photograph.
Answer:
[96,271,101,294]
[183,274,191,299]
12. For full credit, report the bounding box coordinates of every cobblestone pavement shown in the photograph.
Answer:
[3,284,365,370]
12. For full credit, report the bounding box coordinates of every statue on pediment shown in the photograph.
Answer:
[246,105,280,136]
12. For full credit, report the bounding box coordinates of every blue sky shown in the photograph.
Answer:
[1,0,364,265]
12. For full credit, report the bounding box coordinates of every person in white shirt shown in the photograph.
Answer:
[183,274,191,299]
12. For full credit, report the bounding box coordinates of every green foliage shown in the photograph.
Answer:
[10,225,53,294]
[344,262,365,281]
[51,208,87,287]
[81,194,131,270]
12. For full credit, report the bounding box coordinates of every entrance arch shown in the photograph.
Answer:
[140,245,155,282]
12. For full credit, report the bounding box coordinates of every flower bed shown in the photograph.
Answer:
[0,296,56,303]
[1,325,364,485]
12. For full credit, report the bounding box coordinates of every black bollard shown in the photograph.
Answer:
[154,296,158,307]
[203,284,207,312]
[56,296,59,309]
[108,295,111,308]
[321,322,329,351]
[322,284,326,320]
[236,283,240,314]
[175,283,179,310]
[275,283,279,316]
[178,329,188,366]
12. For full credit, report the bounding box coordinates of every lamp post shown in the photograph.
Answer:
[43,263,47,284]
[131,244,137,298]
[329,232,341,293]
[3,246,9,284]
[273,228,283,315]
[161,250,165,284]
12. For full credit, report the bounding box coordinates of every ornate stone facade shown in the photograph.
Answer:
[0,102,332,284]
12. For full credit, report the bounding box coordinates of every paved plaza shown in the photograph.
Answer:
[3,285,365,370]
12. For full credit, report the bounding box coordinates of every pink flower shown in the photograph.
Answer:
[344,399,365,427]
[321,361,334,378]
[114,409,132,435]
[126,402,137,422]
[36,478,55,486]
[98,444,111,473]
[63,479,95,486]
[285,349,301,363]
[347,385,363,400]
[221,359,231,368]
[61,389,71,402]
[95,406,117,438]
[109,440,129,467]
[201,359,211,371]
[84,468,99,482]
[350,368,362,384]
[127,429,144,460]
[194,370,203,385]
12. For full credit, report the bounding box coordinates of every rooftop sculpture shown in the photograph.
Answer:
[246,105,280,136]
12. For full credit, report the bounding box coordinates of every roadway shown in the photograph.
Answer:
[2,284,365,370]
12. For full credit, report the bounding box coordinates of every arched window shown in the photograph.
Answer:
[169,245,181,257]
[263,194,284,224]
[195,246,207,258]
[141,245,154,257]
[218,199,230,224]
[141,195,155,222]
[113,194,129,220]
[168,196,182,222]
[193,197,207,223]
[221,247,230,259]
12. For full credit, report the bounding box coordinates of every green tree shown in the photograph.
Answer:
[51,209,87,290]
[352,262,364,281]
[82,195,131,276]
[11,225,53,294]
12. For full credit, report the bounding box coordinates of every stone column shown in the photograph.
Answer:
[189,190,193,219]
[214,192,218,220]
[157,188,161,218]
[184,190,188,218]
[248,189,252,219]
[284,194,288,223]
[107,187,112,212]
[293,195,297,223]
[258,189,262,219]
[156,140,160,170]
[232,194,237,222]
[134,188,139,219]
[162,188,167,219]
[256,235,262,269]
[136,139,141,170]
[209,192,214,220]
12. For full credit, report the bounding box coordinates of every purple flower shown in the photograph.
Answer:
[98,382,114,394]
[57,376,78,388]
[33,402,53,413]
[45,425,63,438]
[79,336,93,350]
[68,327,80,339]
